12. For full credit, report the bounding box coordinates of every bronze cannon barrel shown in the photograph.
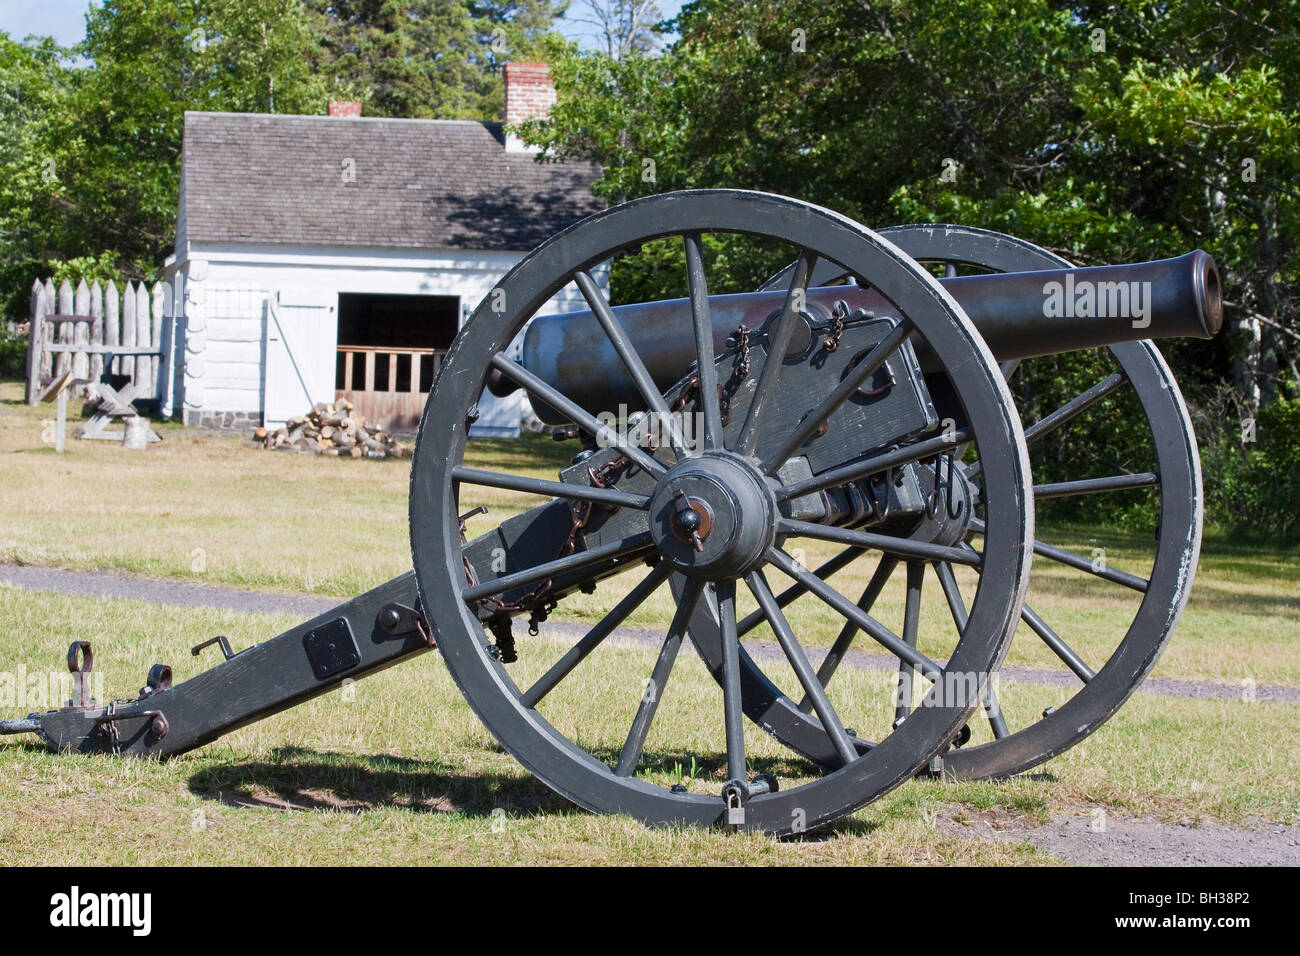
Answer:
[490,251,1221,419]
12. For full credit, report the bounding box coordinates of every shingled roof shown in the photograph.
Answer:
[179,111,603,252]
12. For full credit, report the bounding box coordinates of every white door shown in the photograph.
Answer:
[264,287,338,427]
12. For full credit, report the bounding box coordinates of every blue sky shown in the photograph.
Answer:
[0,0,91,45]
[0,1,684,50]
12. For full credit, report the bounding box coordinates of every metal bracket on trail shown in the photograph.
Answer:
[4,574,432,758]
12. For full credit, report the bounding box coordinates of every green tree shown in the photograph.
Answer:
[0,0,330,319]
[0,33,79,320]
[526,0,1299,535]
[195,0,333,114]
[305,0,567,120]
[0,0,572,328]
[527,0,1088,295]
[66,0,328,267]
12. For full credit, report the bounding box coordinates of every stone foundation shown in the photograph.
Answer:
[183,408,263,430]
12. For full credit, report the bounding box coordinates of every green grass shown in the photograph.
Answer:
[2,381,1296,688]
[1,589,1294,865]
[1,379,1297,862]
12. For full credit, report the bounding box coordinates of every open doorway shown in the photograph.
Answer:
[335,292,459,430]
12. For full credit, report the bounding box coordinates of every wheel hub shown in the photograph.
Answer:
[648,452,777,578]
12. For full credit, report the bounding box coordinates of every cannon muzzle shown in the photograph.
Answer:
[491,251,1221,420]
[937,250,1221,362]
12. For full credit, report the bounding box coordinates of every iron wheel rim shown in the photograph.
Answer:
[409,193,1033,833]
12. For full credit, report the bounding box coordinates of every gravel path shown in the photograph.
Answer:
[3,562,1297,703]
[937,807,1300,866]
[0,563,341,619]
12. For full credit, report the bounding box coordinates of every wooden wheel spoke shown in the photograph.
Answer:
[968,517,1148,592]
[684,234,724,452]
[746,569,858,767]
[1022,603,1096,683]
[799,554,898,710]
[716,579,746,783]
[489,353,665,478]
[1032,538,1148,592]
[462,531,655,604]
[1034,472,1159,500]
[1024,372,1128,446]
[933,561,1008,738]
[777,426,973,503]
[574,269,689,459]
[983,690,1010,739]
[452,465,650,510]
[766,547,944,682]
[736,545,868,638]
[968,372,1128,482]
[520,561,672,708]
[736,250,816,457]
[779,517,981,567]
[959,540,1095,695]
[895,560,925,721]
[614,577,703,776]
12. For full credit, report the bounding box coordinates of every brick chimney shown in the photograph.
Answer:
[504,62,555,153]
[328,100,363,118]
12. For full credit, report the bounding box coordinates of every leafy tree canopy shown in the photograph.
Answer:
[522,0,1298,535]
[527,0,1296,401]
[0,0,568,317]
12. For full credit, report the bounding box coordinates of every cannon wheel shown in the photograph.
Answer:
[691,224,1202,781]
[410,191,1034,834]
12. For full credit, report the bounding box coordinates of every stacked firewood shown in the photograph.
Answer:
[252,400,410,458]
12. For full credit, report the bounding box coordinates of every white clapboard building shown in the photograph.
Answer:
[162,63,603,436]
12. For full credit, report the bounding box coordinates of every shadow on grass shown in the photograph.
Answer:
[183,743,881,840]
[0,736,901,841]
[788,816,885,841]
[0,740,60,757]
[187,745,570,818]
[1184,581,1300,619]
[185,744,820,817]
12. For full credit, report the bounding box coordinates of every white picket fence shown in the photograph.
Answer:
[24,277,172,406]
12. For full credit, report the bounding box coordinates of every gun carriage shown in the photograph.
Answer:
[2,191,1220,835]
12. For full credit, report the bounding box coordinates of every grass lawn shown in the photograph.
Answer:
[0,380,1296,863]
[1,381,1294,685]
[1,590,1294,865]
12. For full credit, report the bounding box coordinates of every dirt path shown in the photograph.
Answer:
[935,805,1300,866]
[4,562,1298,703]
[0,563,342,618]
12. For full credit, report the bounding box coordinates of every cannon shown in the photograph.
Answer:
[489,248,1218,415]
[1,191,1220,835]
[678,223,1210,782]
